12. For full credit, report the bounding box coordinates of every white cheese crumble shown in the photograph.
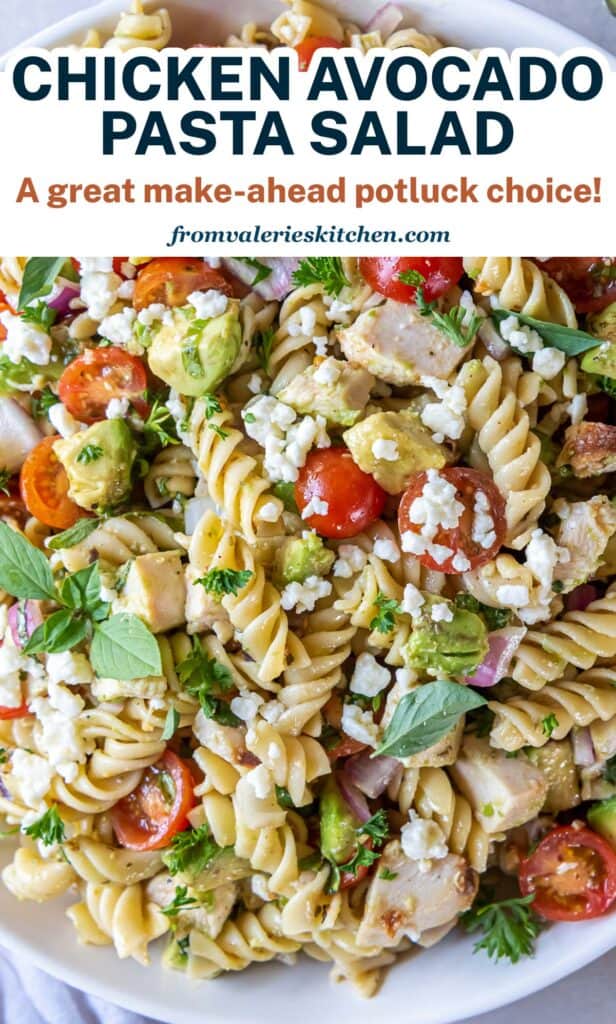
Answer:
[333,544,368,578]
[568,394,588,425]
[431,602,454,623]
[106,396,130,419]
[280,576,332,613]
[496,584,530,607]
[46,651,93,687]
[247,373,263,395]
[401,469,464,566]
[301,496,329,519]
[0,312,52,366]
[48,403,85,438]
[340,703,380,748]
[401,583,425,618]
[137,303,166,328]
[187,290,228,320]
[452,552,471,572]
[257,501,280,523]
[372,537,399,562]
[400,809,448,864]
[97,307,136,347]
[498,314,543,354]
[245,764,274,800]
[230,691,264,724]
[313,357,341,386]
[242,395,330,484]
[79,269,122,322]
[532,347,566,380]
[420,375,467,444]
[10,750,53,807]
[349,652,390,697]
[471,489,496,550]
[371,438,399,461]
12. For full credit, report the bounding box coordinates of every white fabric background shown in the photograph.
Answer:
[0,0,615,1022]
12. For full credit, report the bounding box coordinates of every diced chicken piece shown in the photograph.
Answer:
[558,422,616,478]
[337,300,472,387]
[114,551,186,633]
[193,711,257,769]
[277,358,374,428]
[91,675,167,701]
[356,841,478,948]
[450,735,548,834]
[185,564,232,639]
[146,873,237,939]
[554,496,616,590]
[403,720,464,769]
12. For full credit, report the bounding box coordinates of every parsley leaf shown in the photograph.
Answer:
[398,269,426,287]
[177,638,233,697]
[328,810,389,892]
[162,824,222,878]
[195,568,253,598]
[359,809,389,845]
[31,387,59,419]
[203,394,223,419]
[142,399,179,452]
[21,300,58,332]
[161,885,198,918]
[77,444,104,465]
[254,327,275,373]
[416,287,481,348]
[208,422,230,441]
[0,468,11,497]
[23,806,65,846]
[542,713,559,738]
[379,868,398,881]
[461,892,542,964]
[236,257,272,286]
[369,592,401,634]
[293,257,350,297]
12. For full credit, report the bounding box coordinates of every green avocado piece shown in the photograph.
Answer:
[588,795,616,849]
[272,533,335,588]
[343,409,446,495]
[403,595,488,677]
[581,339,616,381]
[162,845,251,890]
[148,301,241,397]
[53,420,135,512]
[277,358,374,428]
[525,739,580,813]
[319,778,359,865]
[587,302,616,346]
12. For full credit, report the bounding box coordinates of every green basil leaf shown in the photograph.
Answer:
[492,308,599,357]
[59,562,104,614]
[23,610,88,654]
[374,679,486,759]
[0,521,56,600]
[18,258,66,311]
[161,706,180,741]
[91,614,162,680]
[47,518,101,551]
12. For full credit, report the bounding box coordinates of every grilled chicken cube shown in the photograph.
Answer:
[558,422,616,478]
[114,551,186,633]
[146,874,237,939]
[356,841,478,948]
[450,736,548,834]
[553,496,616,590]
[337,300,472,387]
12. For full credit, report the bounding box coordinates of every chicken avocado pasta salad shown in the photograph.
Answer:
[1,252,616,992]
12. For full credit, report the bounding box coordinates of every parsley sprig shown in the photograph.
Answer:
[21,300,58,332]
[195,568,253,599]
[541,713,559,738]
[369,592,401,634]
[416,286,481,348]
[328,810,389,892]
[23,806,65,846]
[293,257,350,297]
[142,399,179,453]
[162,824,222,878]
[161,885,199,918]
[77,444,104,465]
[177,638,239,727]
[461,892,542,964]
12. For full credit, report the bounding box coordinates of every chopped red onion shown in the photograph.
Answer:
[572,727,595,767]
[565,584,600,613]
[466,628,526,688]
[344,752,401,798]
[479,319,510,361]
[0,399,42,473]
[366,3,404,37]
[47,278,81,318]
[222,258,299,301]
[337,773,371,823]
[8,601,43,649]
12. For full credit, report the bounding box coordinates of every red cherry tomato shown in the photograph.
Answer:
[537,258,616,314]
[519,825,616,921]
[0,291,16,341]
[295,448,387,539]
[359,257,464,304]
[58,347,148,423]
[0,702,30,720]
[20,437,82,530]
[133,257,232,312]
[111,750,197,851]
[294,36,344,71]
[398,467,506,574]
[112,258,129,277]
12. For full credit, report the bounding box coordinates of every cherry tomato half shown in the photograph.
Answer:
[359,257,464,304]
[112,257,129,277]
[111,750,197,852]
[398,467,506,574]
[0,702,30,720]
[537,258,616,315]
[133,257,232,312]
[295,447,387,539]
[58,347,148,423]
[294,36,344,71]
[20,436,82,530]
[519,825,616,921]
[0,290,16,342]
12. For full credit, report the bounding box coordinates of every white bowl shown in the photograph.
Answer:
[2,2,616,1022]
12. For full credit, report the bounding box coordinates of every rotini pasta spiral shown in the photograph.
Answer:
[463,257,577,327]
[67,881,169,963]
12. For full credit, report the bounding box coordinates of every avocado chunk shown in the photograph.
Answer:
[277,357,374,427]
[403,595,488,677]
[588,795,616,849]
[162,842,251,891]
[148,301,241,397]
[581,339,616,380]
[343,409,446,495]
[526,739,580,813]
[587,301,616,346]
[53,420,135,512]
[319,778,359,865]
[273,533,335,588]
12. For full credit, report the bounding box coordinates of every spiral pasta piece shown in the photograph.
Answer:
[51,513,180,572]
[67,881,169,963]
[144,445,197,509]
[245,720,330,806]
[3,846,78,903]
[105,0,172,50]
[463,257,577,327]
[186,904,301,979]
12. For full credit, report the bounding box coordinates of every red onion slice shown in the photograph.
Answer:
[337,772,371,823]
[466,627,526,688]
[565,584,600,613]
[222,258,299,301]
[366,3,404,37]
[8,600,43,649]
[572,727,595,766]
[478,319,510,361]
[47,278,81,318]
[344,752,401,798]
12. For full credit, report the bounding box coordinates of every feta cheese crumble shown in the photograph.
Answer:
[280,576,332,613]
[340,703,380,748]
[400,810,448,864]
[350,653,391,697]
[401,583,425,618]
[242,395,330,484]
[301,496,329,519]
[371,438,399,461]
[333,544,368,578]
[0,313,52,367]
[313,357,341,386]
[431,602,454,623]
[471,489,496,550]
[532,347,566,380]
[187,290,228,320]
[106,397,130,419]
[420,375,467,444]
[97,307,136,347]
[372,537,399,562]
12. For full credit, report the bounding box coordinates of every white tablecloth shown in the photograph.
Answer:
[1,0,616,1021]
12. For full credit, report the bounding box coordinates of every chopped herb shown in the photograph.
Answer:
[551,580,565,594]
[76,444,104,464]
[195,568,253,598]
[0,468,11,497]
[47,517,101,551]
[604,754,616,785]
[21,300,58,332]
[590,261,616,282]
[176,935,190,960]
[23,806,65,846]
[276,786,295,809]
[328,810,389,892]
[236,257,272,286]
[142,400,179,451]
[244,412,256,424]
[0,748,7,765]
[369,592,401,634]
[161,885,198,918]
[359,809,389,845]
[161,706,180,741]
[272,480,298,514]
[461,892,542,964]
[208,422,229,440]
[177,638,234,726]
[31,386,59,418]
[453,593,511,631]
[416,287,481,348]
[155,477,170,498]
[254,327,275,373]
[203,394,223,419]
[482,803,495,818]
[157,770,176,805]
[542,713,559,738]
[379,868,398,881]
[293,257,350,297]
[298,852,323,872]
[398,269,425,287]
[599,376,616,400]
[162,824,222,878]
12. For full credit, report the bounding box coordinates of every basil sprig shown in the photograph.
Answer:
[492,308,600,357]
[374,679,486,759]
[0,522,161,679]
[47,517,101,551]
[17,258,67,311]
